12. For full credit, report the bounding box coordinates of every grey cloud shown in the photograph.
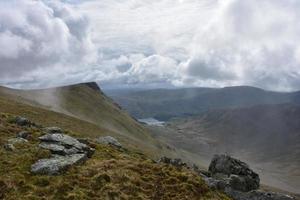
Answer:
[0,0,96,84]
[1,0,300,91]
[186,58,236,81]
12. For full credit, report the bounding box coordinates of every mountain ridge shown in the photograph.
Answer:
[0,82,172,158]
[106,86,300,120]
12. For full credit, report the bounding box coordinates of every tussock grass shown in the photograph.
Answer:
[0,113,230,200]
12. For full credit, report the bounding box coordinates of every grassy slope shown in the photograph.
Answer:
[0,83,168,158]
[0,113,230,200]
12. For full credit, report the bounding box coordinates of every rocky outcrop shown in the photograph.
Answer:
[31,128,94,175]
[158,157,188,168]
[201,154,295,200]
[39,133,94,156]
[96,136,122,148]
[31,154,87,175]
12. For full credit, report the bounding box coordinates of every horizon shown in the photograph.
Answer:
[2,81,300,93]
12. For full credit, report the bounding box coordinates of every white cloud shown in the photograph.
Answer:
[0,31,32,59]
[0,0,96,86]
[1,0,300,91]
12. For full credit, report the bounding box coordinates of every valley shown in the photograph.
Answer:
[1,82,299,199]
[107,86,300,194]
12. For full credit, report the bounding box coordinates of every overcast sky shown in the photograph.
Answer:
[1,0,300,91]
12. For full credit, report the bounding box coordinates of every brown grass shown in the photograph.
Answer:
[0,113,230,200]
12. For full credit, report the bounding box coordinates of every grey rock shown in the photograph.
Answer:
[43,127,63,134]
[225,190,295,200]
[31,154,87,175]
[16,131,30,139]
[96,136,122,148]
[3,137,28,151]
[192,164,212,178]
[39,133,88,150]
[77,138,89,145]
[39,142,66,154]
[204,177,228,190]
[7,138,28,144]
[3,143,15,151]
[32,133,95,175]
[15,116,31,126]
[39,142,85,155]
[229,174,259,192]
[209,154,259,191]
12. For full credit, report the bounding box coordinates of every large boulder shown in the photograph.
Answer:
[204,155,295,200]
[31,154,87,175]
[96,136,122,148]
[208,154,259,192]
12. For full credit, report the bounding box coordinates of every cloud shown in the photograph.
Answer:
[1,0,300,91]
[186,0,300,90]
[0,0,96,87]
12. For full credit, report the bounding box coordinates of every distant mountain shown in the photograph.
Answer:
[156,103,300,193]
[106,86,300,120]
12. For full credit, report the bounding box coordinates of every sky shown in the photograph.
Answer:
[0,0,300,91]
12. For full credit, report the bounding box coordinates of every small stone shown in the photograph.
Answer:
[16,131,30,139]
[43,127,63,134]
[158,156,187,168]
[7,138,28,144]
[14,116,31,126]
[96,136,122,148]
[3,143,15,151]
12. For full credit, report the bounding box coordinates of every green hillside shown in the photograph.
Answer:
[0,83,168,157]
[0,113,229,200]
